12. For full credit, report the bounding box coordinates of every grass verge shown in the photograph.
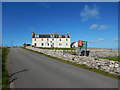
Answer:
[100,56,120,62]
[2,47,10,89]
[22,47,120,80]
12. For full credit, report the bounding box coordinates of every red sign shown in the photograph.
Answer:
[78,40,83,46]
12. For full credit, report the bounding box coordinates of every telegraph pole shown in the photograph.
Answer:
[11,40,13,47]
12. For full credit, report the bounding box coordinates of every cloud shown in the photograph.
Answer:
[80,5,100,22]
[99,25,108,30]
[88,38,104,43]
[89,24,109,30]
[113,38,120,42]
[89,24,99,29]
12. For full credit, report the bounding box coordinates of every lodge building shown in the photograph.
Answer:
[32,32,71,48]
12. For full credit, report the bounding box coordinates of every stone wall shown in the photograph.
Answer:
[26,46,120,76]
[89,49,118,58]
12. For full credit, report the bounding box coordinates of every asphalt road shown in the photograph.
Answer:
[7,48,118,88]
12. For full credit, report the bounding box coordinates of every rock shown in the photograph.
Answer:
[114,63,119,68]
[109,64,114,68]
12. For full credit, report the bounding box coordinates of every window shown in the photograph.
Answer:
[60,39,61,41]
[65,35,68,38]
[41,38,43,41]
[66,43,68,46]
[52,38,54,41]
[66,39,68,41]
[53,35,55,38]
[48,43,49,46]
[35,34,39,38]
[50,35,52,38]
[59,43,62,46]
[59,35,61,38]
[47,38,49,41]
[41,43,44,46]
[34,43,37,46]
[34,38,36,41]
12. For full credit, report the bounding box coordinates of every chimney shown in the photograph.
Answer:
[67,32,70,37]
[32,32,35,38]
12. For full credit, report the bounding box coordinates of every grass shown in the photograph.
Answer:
[71,52,78,55]
[2,47,10,89]
[88,47,117,50]
[35,47,75,50]
[100,56,120,62]
[22,47,120,80]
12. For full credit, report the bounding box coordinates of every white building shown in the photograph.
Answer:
[32,32,71,48]
[71,42,78,48]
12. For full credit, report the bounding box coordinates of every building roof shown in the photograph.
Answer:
[32,34,70,38]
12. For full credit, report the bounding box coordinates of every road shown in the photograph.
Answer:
[7,48,118,88]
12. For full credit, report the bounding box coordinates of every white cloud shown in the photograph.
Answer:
[113,38,120,42]
[89,24,109,30]
[88,38,104,43]
[80,5,100,22]
[99,25,108,30]
[89,24,99,29]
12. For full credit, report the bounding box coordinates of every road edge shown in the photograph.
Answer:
[21,47,120,80]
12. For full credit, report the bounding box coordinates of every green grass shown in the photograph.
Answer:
[71,52,78,55]
[36,47,75,50]
[100,56,120,62]
[2,47,10,89]
[22,47,120,80]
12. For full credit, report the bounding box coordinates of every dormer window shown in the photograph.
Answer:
[50,35,52,38]
[35,34,39,38]
[65,35,68,38]
[50,35,55,38]
[59,35,61,38]
[53,35,55,38]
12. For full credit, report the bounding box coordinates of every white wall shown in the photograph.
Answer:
[32,38,71,48]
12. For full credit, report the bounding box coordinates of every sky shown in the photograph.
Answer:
[2,2,118,49]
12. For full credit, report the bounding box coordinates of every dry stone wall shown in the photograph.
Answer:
[26,46,120,76]
[88,49,118,58]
